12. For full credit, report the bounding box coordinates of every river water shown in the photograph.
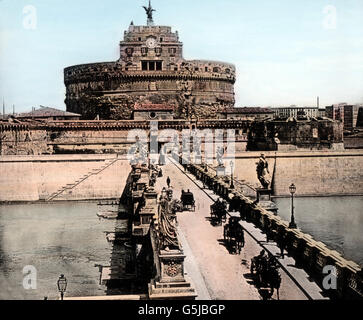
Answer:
[0,202,117,300]
[274,196,363,267]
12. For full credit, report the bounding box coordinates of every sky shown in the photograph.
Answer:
[0,0,363,113]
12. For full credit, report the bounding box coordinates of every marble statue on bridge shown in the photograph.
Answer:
[216,146,225,167]
[256,154,271,189]
[158,188,180,251]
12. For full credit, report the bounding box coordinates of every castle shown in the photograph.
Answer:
[64,3,236,120]
[0,2,344,156]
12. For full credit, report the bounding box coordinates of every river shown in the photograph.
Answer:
[274,196,363,267]
[0,202,118,300]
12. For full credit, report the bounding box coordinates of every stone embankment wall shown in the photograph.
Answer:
[0,155,130,202]
[0,124,50,156]
[234,151,363,196]
[181,156,363,299]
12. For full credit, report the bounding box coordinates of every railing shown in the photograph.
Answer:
[198,161,257,195]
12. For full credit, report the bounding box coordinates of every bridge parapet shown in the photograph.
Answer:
[127,162,197,299]
[177,154,363,299]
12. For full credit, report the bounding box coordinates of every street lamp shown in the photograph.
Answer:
[57,274,67,300]
[230,161,234,189]
[289,183,297,229]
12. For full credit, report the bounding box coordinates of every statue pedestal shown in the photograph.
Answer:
[216,165,226,177]
[256,188,278,215]
[148,249,197,300]
[194,154,202,165]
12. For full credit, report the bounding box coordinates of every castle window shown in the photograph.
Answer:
[213,67,220,73]
[141,47,148,56]
[160,37,163,42]
[169,48,176,56]
[138,37,142,41]
[142,61,163,71]
[195,67,199,71]
[126,47,134,56]
[205,67,208,72]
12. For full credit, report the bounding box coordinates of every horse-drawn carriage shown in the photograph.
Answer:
[210,199,228,225]
[250,251,282,299]
[180,190,196,212]
[229,194,241,212]
[223,217,245,254]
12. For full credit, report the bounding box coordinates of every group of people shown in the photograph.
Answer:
[213,198,228,212]
[149,164,163,187]
[253,250,280,275]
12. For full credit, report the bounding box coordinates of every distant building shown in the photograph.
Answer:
[317,108,326,118]
[247,118,344,151]
[132,103,174,120]
[273,106,324,119]
[16,107,81,121]
[326,104,363,131]
[218,107,274,121]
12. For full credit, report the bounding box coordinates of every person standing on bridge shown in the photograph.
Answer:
[276,232,287,259]
[167,176,171,188]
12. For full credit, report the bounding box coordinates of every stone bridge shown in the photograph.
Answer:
[92,154,362,300]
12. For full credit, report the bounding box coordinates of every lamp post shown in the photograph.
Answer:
[289,183,297,229]
[230,161,234,189]
[57,274,67,300]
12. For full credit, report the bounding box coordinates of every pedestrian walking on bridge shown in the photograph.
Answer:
[167,176,171,188]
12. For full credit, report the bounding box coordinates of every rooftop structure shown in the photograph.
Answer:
[16,107,81,121]
[133,103,174,120]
